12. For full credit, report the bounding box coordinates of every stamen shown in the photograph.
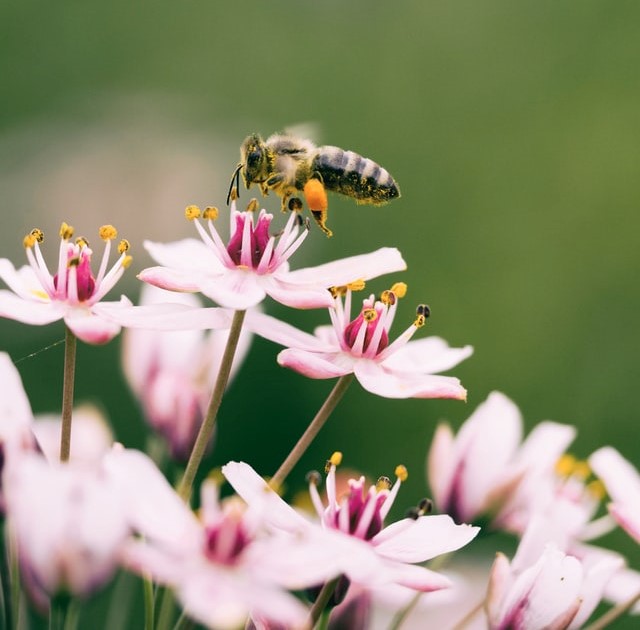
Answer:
[380,290,396,306]
[586,479,606,500]
[117,239,130,254]
[203,206,219,220]
[99,225,118,241]
[23,233,38,248]
[362,308,377,323]
[414,304,430,327]
[572,461,591,480]
[122,255,133,269]
[395,465,408,482]
[418,497,433,515]
[288,197,303,212]
[375,476,391,492]
[75,237,89,248]
[346,279,366,292]
[391,282,407,298]
[59,222,74,240]
[325,451,343,474]
[305,470,322,486]
[185,204,202,220]
[246,198,260,213]
[555,454,577,478]
[405,507,420,520]
[329,286,347,298]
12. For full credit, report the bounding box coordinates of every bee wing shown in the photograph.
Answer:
[283,122,322,145]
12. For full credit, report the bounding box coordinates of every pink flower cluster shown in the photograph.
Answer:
[0,194,638,630]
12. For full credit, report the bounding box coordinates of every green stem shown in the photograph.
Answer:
[62,600,80,630]
[308,578,339,629]
[583,590,640,630]
[155,587,175,630]
[176,309,246,502]
[60,326,77,462]
[143,574,155,630]
[271,374,354,488]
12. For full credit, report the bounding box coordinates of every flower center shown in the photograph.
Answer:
[53,242,96,302]
[226,211,272,268]
[203,515,250,566]
[343,305,389,355]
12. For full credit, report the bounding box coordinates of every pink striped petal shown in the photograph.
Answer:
[278,348,353,379]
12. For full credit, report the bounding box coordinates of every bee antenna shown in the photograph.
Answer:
[226,163,243,205]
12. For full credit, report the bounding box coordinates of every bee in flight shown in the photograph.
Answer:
[227,132,400,237]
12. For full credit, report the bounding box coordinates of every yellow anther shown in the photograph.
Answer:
[185,205,202,220]
[23,233,37,248]
[59,222,74,240]
[229,188,239,202]
[555,454,577,478]
[414,314,426,327]
[75,237,89,248]
[118,239,130,254]
[246,198,260,213]
[346,279,366,292]
[363,308,378,322]
[380,290,396,306]
[122,255,133,269]
[391,282,407,298]
[586,479,607,501]
[325,451,343,472]
[30,228,44,243]
[395,465,408,482]
[572,461,591,480]
[203,206,219,220]
[376,476,392,492]
[329,286,347,298]
[206,468,225,485]
[99,225,118,241]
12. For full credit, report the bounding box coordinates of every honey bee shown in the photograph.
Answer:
[227,132,400,237]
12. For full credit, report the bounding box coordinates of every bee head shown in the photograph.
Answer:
[240,134,269,187]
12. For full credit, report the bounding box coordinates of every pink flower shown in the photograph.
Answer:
[590,446,640,544]
[222,455,479,599]
[3,451,130,605]
[427,392,578,529]
[122,285,252,460]
[247,283,472,399]
[486,517,623,630]
[0,223,132,344]
[138,202,406,310]
[116,451,336,630]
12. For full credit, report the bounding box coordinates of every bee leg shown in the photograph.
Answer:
[310,210,333,237]
[304,179,332,237]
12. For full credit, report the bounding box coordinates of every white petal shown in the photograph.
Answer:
[284,247,406,286]
[244,310,331,351]
[372,515,479,563]
[589,446,640,505]
[0,290,62,324]
[381,337,473,375]
[353,360,467,399]
[64,309,121,344]
[278,348,353,379]
[144,238,222,271]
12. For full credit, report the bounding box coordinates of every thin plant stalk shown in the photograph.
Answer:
[143,574,154,630]
[388,591,422,630]
[308,578,339,629]
[177,309,246,502]
[583,590,640,630]
[60,326,77,462]
[271,374,354,488]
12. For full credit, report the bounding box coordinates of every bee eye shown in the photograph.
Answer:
[247,150,262,167]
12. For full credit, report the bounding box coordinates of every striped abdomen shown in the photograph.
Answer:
[311,146,400,205]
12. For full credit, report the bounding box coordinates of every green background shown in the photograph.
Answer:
[1,1,639,627]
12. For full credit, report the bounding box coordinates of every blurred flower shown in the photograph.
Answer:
[486,516,622,630]
[122,285,252,460]
[0,222,132,343]
[118,454,335,630]
[247,283,471,399]
[223,455,479,599]
[0,352,37,511]
[33,404,113,465]
[138,201,406,310]
[427,392,577,529]
[4,451,130,606]
[590,446,640,544]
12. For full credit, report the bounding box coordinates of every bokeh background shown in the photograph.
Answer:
[1,1,639,627]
